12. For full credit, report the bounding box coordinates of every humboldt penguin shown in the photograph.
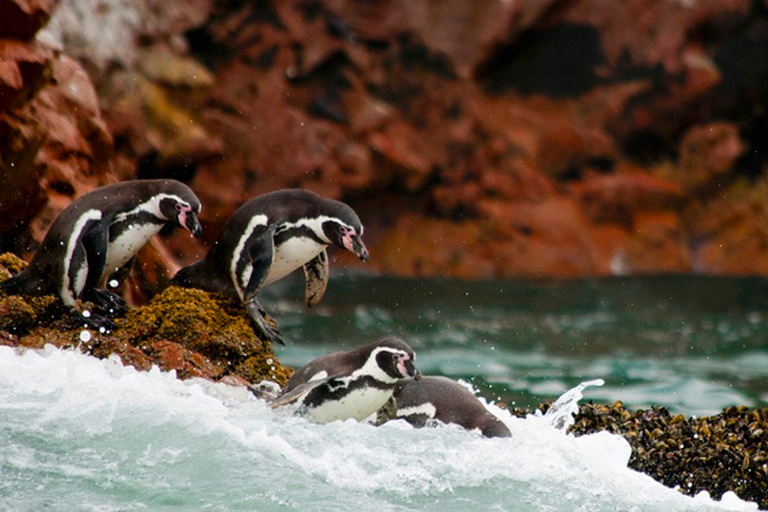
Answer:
[390,376,512,438]
[269,337,420,424]
[1,179,202,329]
[171,189,368,345]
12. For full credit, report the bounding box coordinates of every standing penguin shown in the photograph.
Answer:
[171,189,368,345]
[389,376,512,438]
[1,179,202,329]
[269,337,420,424]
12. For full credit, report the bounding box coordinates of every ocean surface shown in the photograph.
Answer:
[2,275,766,511]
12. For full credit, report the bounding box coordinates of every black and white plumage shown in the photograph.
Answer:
[0,179,202,329]
[391,376,511,438]
[270,337,420,424]
[171,189,368,345]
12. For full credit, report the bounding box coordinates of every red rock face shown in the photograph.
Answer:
[6,0,768,286]
[0,0,112,257]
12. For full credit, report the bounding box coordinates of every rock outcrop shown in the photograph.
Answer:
[4,0,768,282]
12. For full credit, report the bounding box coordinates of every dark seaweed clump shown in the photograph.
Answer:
[510,401,768,509]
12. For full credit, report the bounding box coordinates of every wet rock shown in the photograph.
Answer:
[507,401,768,509]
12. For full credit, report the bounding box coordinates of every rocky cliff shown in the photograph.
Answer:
[3,0,768,284]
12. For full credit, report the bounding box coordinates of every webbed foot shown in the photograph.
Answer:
[245,300,284,345]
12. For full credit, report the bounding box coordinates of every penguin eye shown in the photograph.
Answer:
[175,203,184,212]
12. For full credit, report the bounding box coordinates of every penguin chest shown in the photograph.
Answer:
[264,237,326,285]
[104,223,163,279]
[303,385,393,424]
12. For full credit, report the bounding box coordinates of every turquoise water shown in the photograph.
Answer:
[1,275,766,511]
[273,274,768,417]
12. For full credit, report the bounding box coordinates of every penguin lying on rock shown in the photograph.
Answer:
[0,179,202,330]
[269,337,420,424]
[172,189,368,345]
[387,375,512,438]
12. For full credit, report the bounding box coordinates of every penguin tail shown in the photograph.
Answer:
[1,271,32,296]
[170,261,206,289]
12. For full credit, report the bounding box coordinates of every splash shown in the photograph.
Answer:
[544,378,606,431]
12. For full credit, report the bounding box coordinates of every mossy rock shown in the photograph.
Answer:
[509,401,768,510]
[0,252,292,386]
[0,253,62,336]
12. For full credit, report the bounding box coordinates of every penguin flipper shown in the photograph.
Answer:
[240,227,275,303]
[269,373,344,409]
[105,256,135,288]
[303,249,329,308]
[245,299,284,345]
[81,220,111,294]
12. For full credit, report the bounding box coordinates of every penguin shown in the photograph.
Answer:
[269,337,420,424]
[389,376,512,438]
[0,179,202,329]
[171,189,368,345]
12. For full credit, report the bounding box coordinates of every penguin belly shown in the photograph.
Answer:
[303,386,393,424]
[264,237,325,285]
[103,223,163,281]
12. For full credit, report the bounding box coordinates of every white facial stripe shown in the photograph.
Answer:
[63,209,103,306]
[113,193,189,222]
[231,214,268,301]
[396,403,437,420]
[345,347,409,385]
[278,215,356,243]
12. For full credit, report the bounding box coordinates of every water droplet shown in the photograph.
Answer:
[108,279,119,288]
[82,310,91,318]
[79,330,92,343]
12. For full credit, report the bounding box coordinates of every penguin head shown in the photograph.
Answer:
[321,218,368,262]
[367,338,420,382]
[159,194,203,238]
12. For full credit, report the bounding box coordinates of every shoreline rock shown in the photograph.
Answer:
[0,252,293,386]
[510,401,768,510]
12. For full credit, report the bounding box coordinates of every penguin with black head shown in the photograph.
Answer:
[269,337,420,424]
[1,179,202,330]
[172,189,368,345]
[388,376,512,438]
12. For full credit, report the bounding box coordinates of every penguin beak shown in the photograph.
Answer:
[181,211,203,238]
[402,358,420,380]
[349,235,369,262]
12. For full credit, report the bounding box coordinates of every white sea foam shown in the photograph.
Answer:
[0,346,758,512]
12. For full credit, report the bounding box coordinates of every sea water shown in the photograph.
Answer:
[1,275,766,511]
[0,347,756,511]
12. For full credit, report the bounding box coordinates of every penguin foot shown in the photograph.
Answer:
[71,308,117,333]
[245,300,284,345]
[88,289,128,316]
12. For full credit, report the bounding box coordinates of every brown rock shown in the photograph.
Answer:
[676,122,745,190]
[0,0,54,40]
[625,211,691,274]
[574,167,684,225]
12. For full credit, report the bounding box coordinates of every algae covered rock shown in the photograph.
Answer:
[0,252,292,386]
[509,400,768,510]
